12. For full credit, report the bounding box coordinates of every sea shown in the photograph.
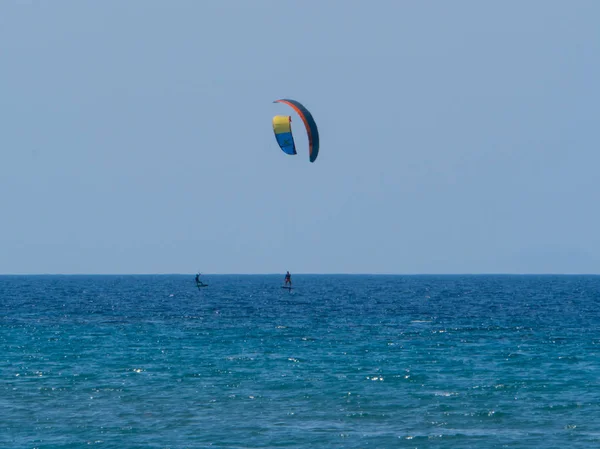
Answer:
[1,274,599,448]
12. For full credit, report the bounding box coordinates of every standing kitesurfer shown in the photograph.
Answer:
[284,271,291,287]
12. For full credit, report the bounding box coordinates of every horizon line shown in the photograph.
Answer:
[1,272,600,276]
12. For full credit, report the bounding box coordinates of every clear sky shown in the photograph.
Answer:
[1,0,599,275]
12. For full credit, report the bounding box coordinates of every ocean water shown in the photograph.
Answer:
[1,274,599,448]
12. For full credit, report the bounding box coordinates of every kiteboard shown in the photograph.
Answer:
[196,283,208,289]
[281,286,293,290]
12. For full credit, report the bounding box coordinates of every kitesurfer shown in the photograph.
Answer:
[284,271,291,287]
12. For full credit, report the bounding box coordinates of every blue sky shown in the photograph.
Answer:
[1,0,599,274]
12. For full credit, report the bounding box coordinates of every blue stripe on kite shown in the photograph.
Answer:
[275,132,296,155]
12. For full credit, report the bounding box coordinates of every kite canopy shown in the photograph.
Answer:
[273,99,319,163]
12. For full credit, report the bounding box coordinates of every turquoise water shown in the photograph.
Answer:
[1,275,599,448]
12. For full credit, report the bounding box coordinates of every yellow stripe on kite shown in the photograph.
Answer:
[272,115,292,134]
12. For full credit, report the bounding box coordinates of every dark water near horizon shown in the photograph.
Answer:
[1,275,600,448]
